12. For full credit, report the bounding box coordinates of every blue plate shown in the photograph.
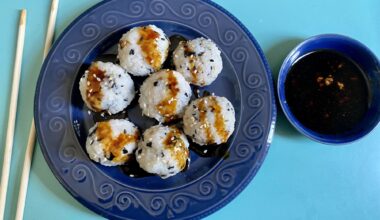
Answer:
[34,0,276,219]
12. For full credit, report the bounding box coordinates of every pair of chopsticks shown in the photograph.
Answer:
[0,0,59,219]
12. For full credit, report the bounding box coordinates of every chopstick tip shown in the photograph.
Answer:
[20,9,27,26]
[52,0,59,11]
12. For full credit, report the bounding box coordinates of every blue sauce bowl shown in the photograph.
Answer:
[278,34,380,144]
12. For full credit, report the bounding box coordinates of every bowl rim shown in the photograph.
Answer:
[277,33,380,145]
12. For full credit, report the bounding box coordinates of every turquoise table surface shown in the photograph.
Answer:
[1,0,380,219]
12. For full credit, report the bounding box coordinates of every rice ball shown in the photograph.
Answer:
[136,125,190,179]
[173,37,223,86]
[118,25,170,76]
[183,96,235,145]
[79,61,135,114]
[139,69,192,123]
[86,119,139,166]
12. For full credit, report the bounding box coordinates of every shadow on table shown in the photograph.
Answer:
[265,38,304,138]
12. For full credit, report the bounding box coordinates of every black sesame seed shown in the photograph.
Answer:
[153,81,158,86]
[111,82,116,88]
[169,171,175,174]
[137,149,142,155]
[129,49,134,55]
[118,74,121,78]
[168,166,174,170]
[185,93,188,97]
[198,52,205,56]
[193,105,196,108]
[122,148,128,154]
[161,37,165,41]
[123,129,127,134]
[192,134,196,139]
[108,153,115,161]
[146,142,152,147]
[210,66,213,70]
[121,85,124,87]
[161,152,165,157]
[184,50,196,57]
[227,108,230,111]
[124,99,128,102]
[210,59,214,62]
[186,67,190,71]
[90,140,94,145]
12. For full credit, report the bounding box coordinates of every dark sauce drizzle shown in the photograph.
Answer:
[87,34,230,178]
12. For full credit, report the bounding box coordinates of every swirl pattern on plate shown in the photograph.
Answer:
[35,0,276,219]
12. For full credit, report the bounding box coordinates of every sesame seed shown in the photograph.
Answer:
[129,174,135,177]
[87,111,91,115]
[203,149,208,153]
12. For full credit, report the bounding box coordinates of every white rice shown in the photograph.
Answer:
[79,61,135,114]
[173,37,223,86]
[86,119,139,166]
[183,95,235,145]
[136,125,190,179]
[139,69,192,123]
[118,25,170,76]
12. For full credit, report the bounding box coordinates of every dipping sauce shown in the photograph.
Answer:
[285,50,369,135]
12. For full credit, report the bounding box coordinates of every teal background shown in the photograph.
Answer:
[1,0,380,219]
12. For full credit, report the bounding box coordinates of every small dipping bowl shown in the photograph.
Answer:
[278,34,380,144]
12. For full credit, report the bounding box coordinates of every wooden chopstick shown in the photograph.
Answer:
[15,1,59,220]
[0,9,27,219]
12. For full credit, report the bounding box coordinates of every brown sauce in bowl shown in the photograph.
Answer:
[285,50,369,134]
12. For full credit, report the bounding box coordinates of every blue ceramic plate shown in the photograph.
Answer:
[35,0,276,219]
